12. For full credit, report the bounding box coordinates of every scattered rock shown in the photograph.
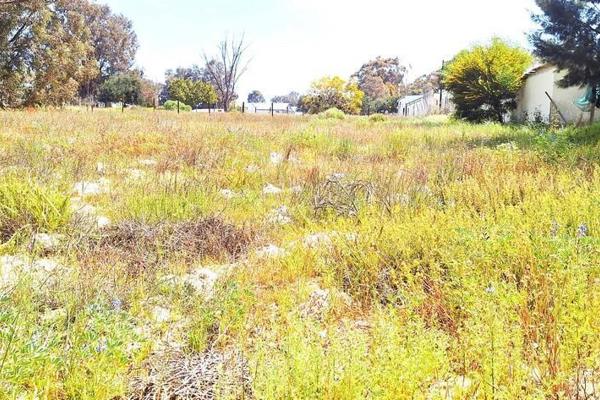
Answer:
[245,164,259,173]
[41,308,67,324]
[73,179,109,196]
[303,232,333,248]
[328,172,346,182]
[33,258,60,272]
[183,268,220,298]
[220,189,237,199]
[428,376,474,399]
[268,206,292,225]
[139,159,158,167]
[263,183,283,195]
[255,244,286,258]
[0,256,63,287]
[571,369,600,399]
[96,216,111,229]
[0,255,26,286]
[291,185,303,194]
[300,288,330,319]
[33,233,63,251]
[496,142,519,151]
[270,152,284,165]
[127,168,145,181]
[96,162,106,175]
[152,306,172,323]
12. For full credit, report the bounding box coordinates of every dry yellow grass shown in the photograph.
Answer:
[0,108,598,399]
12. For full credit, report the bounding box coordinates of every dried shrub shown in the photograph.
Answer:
[313,177,375,217]
[128,349,252,400]
[81,217,254,273]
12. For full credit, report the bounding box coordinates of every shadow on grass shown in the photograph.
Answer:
[456,122,600,164]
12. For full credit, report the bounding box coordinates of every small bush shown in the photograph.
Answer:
[319,108,346,120]
[163,100,192,112]
[369,113,386,123]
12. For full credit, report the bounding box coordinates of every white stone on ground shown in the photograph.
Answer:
[33,258,60,272]
[270,152,284,165]
[72,178,110,196]
[303,232,333,248]
[268,206,292,225]
[428,376,473,399]
[300,288,330,319]
[255,244,286,258]
[33,233,63,251]
[96,216,111,229]
[152,306,172,323]
[0,256,63,287]
[245,164,259,173]
[183,268,220,298]
[139,159,158,167]
[497,142,519,151]
[220,189,237,199]
[127,168,145,180]
[328,172,346,182]
[263,183,283,195]
[96,162,106,175]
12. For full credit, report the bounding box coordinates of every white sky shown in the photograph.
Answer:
[101,0,540,101]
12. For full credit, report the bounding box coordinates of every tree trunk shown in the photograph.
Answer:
[590,86,597,125]
[177,100,180,114]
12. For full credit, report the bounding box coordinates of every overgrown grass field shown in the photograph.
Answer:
[0,109,598,399]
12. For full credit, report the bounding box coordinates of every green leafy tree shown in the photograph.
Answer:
[189,80,218,108]
[299,76,364,115]
[0,0,97,107]
[272,91,300,107]
[444,38,532,123]
[166,78,217,112]
[167,78,190,108]
[247,90,265,103]
[98,72,142,107]
[353,57,407,115]
[68,0,138,100]
[531,0,600,123]
[0,0,137,107]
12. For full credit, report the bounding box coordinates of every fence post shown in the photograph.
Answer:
[242,102,245,113]
[271,102,274,117]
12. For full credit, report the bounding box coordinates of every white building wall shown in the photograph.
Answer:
[515,66,600,124]
[515,66,554,123]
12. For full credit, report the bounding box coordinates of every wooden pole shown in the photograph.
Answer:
[177,100,180,114]
[242,102,245,113]
[271,102,274,117]
[544,91,567,125]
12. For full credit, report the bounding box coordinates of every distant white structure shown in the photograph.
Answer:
[398,90,453,117]
[514,64,600,124]
[247,102,295,114]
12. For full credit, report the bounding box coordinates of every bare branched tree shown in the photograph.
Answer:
[203,35,249,112]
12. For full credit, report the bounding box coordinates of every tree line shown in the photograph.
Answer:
[2,0,599,123]
[0,0,138,107]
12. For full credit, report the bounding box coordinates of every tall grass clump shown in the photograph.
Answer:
[0,176,71,241]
